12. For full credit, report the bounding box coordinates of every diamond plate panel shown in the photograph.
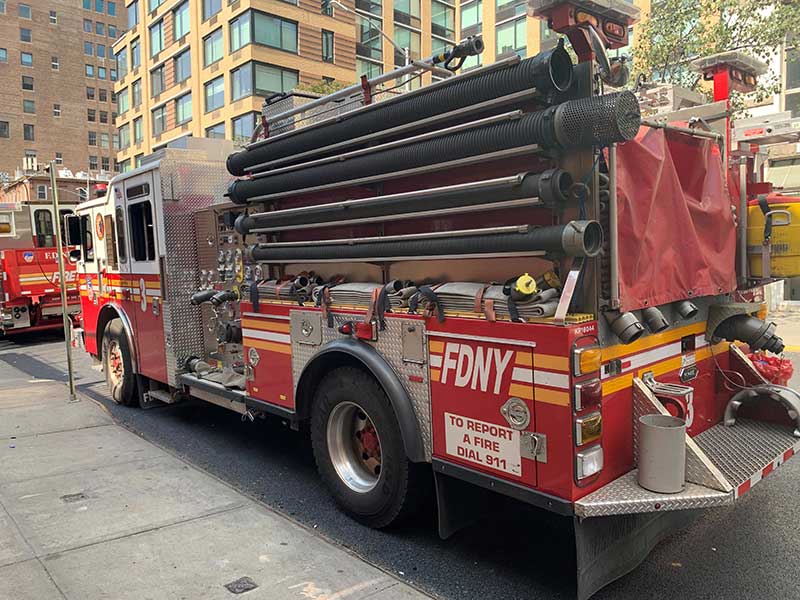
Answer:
[158,150,232,386]
[574,471,732,518]
[694,419,799,487]
[291,310,432,459]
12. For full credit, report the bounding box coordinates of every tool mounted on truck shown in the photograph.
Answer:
[71,2,799,598]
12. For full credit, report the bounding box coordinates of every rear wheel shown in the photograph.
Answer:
[102,319,137,406]
[310,367,425,529]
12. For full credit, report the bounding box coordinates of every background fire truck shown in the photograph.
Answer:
[70,1,800,598]
[0,172,103,334]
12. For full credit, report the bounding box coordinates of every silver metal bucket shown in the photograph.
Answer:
[637,414,686,494]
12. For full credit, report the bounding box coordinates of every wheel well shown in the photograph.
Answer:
[95,306,120,353]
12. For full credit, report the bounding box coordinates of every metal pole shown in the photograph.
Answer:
[738,157,749,286]
[49,161,77,402]
[608,144,620,309]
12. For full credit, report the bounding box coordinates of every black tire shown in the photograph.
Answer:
[310,366,425,529]
[102,319,138,406]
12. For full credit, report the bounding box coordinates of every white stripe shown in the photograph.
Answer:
[694,335,710,349]
[21,291,31,295]
[44,288,55,293]
[601,341,682,379]
[429,354,442,368]
[242,329,290,344]
[242,312,291,320]
[146,289,160,297]
[512,367,532,383]
[533,370,570,389]
[750,470,763,486]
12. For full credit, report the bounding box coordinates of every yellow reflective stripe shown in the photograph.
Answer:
[535,387,570,406]
[602,322,706,362]
[534,353,569,372]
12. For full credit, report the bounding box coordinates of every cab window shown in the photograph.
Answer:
[80,215,95,262]
[115,205,127,263]
[59,209,74,243]
[128,200,155,261]
[33,209,55,247]
[0,212,14,236]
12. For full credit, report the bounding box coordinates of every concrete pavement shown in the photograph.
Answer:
[0,379,429,600]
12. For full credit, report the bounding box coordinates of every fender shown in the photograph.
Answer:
[297,337,426,463]
[96,302,139,374]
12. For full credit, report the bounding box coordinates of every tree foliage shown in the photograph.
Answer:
[294,79,350,96]
[633,0,800,101]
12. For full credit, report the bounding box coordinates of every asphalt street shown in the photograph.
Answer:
[2,331,800,600]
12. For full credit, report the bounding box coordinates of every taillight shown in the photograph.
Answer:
[574,378,601,411]
[573,346,601,376]
[573,340,603,481]
[576,445,604,480]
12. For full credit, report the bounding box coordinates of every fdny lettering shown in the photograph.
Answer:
[440,342,514,394]
[51,271,77,283]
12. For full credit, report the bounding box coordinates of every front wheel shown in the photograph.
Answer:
[102,319,137,406]
[310,367,425,529]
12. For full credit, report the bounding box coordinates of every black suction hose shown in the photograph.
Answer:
[234,169,573,235]
[190,289,217,305]
[247,220,603,263]
[226,42,575,176]
[227,91,640,204]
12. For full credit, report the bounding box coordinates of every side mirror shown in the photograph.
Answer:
[68,249,81,264]
[64,215,81,246]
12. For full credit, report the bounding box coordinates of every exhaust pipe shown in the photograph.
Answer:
[674,300,698,319]
[641,306,669,333]
[714,315,785,354]
[604,310,645,344]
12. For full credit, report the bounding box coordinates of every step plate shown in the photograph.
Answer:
[694,418,800,496]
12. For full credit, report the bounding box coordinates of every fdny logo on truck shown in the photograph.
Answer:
[22,252,34,263]
[438,342,515,394]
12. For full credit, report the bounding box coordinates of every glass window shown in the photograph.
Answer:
[80,214,95,261]
[150,20,164,55]
[100,110,108,123]
[83,0,91,8]
[357,17,382,61]
[108,24,117,38]
[98,44,107,59]
[20,28,32,43]
[95,0,104,12]
[23,124,34,141]
[115,205,127,262]
[174,49,191,83]
[174,2,190,39]
[108,1,116,15]
[34,209,55,247]
[129,200,156,261]
[0,49,6,63]
[119,123,130,148]
[50,10,57,23]
[96,21,105,35]
[21,52,33,66]
[37,185,47,200]
[357,58,382,79]
[787,92,800,118]
[22,75,34,90]
[152,105,166,135]
[322,30,334,62]
[117,47,128,79]
[88,130,97,145]
[231,63,252,100]
[88,108,96,121]
[131,38,141,68]
[230,11,251,52]
[99,88,107,101]
[787,48,800,91]
[111,68,117,81]
[496,17,526,57]
[89,155,98,170]
[151,65,165,95]
[134,116,143,143]
[86,64,95,77]
[393,25,420,63]
[254,12,298,53]
[0,121,8,138]
[128,0,139,28]
[206,122,225,138]
[118,88,129,113]
[175,93,192,124]
[100,133,109,148]
[203,0,221,21]
[394,0,420,18]
[55,152,63,164]
[205,76,225,111]
[87,86,95,99]
[51,56,59,70]
[85,41,94,56]
[255,62,298,95]
[132,79,142,107]
[98,66,107,80]
[203,28,223,66]
[84,19,92,33]
[53,104,61,117]
[18,3,30,18]
[432,1,455,39]
[232,112,257,143]
[148,0,163,11]
[113,132,119,149]
[23,99,35,113]
[102,156,110,171]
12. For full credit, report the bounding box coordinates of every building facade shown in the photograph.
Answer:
[0,0,125,182]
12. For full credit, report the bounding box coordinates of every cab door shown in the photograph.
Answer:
[121,172,167,383]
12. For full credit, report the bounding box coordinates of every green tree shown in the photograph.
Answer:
[634,0,800,102]
[294,79,351,96]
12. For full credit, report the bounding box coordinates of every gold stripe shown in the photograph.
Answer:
[509,383,534,400]
[430,368,441,382]
[602,322,706,362]
[245,339,292,355]
[429,340,444,353]
[514,352,532,367]
[241,319,291,333]
[534,353,569,372]
[535,387,570,406]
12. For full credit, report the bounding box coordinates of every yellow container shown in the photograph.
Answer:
[747,197,800,277]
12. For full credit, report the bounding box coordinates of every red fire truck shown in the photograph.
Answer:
[0,175,90,335]
[71,3,800,597]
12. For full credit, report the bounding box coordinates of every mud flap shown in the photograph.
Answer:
[434,469,493,539]
[574,509,700,600]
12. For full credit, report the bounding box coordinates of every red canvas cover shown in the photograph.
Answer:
[613,127,737,311]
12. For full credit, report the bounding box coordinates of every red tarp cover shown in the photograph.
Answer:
[614,127,737,311]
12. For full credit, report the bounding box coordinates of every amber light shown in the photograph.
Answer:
[575,10,599,28]
[574,346,602,376]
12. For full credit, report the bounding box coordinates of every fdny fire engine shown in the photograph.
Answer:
[71,2,800,597]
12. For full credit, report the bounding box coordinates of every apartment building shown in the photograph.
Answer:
[0,0,125,182]
[113,0,360,168]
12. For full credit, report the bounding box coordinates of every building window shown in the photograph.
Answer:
[151,65,165,96]
[150,20,164,56]
[394,0,420,26]
[322,30,334,62]
[51,56,59,70]
[22,76,34,90]
[131,39,141,68]
[174,1,189,39]
[100,111,108,123]
[98,66,107,80]
[134,116,143,143]
[174,49,191,83]
[55,152,63,165]
[496,16,526,57]
[49,9,57,23]
[132,79,142,107]
[88,108,97,121]
[96,22,105,35]
[206,122,225,138]
[95,0,104,12]
[118,88,129,113]
[100,133,110,149]
[23,124,34,141]
[357,58,382,79]
[23,99,35,114]
[102,157,110,171]
[20,28,32,43]
[116,47,127,79]
[232,112,257,143]
[89,155,98,170]
[152,105,167,135]
[204,76,225,111]
[85,41,94,56]
[99,88,107,101]
[21,52,33,67]
[0,121,8,138]
[203,0,221,21]
[231,63,253,100]
[393,25,420,64]
[113,132,120,149]
[37,185,47,200]
[432,1,455,39]
[87,86,95,99]
[109,24,117,38]
[108,1,116,16]
[97,44,106,58]
[203,28,223,66]
[18,3,31,18]
[0,48,6,63]
[230,11,251,52]
[232,62,299,100]
[0,1,5,14]
[253,12,298,53]
[84,19,92,33]
[175,93,192,124]
[128,0,139,28]
[53,104,61,117]
[89,131,97,145]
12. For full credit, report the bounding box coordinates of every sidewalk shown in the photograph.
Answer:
[0,380,428,600]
